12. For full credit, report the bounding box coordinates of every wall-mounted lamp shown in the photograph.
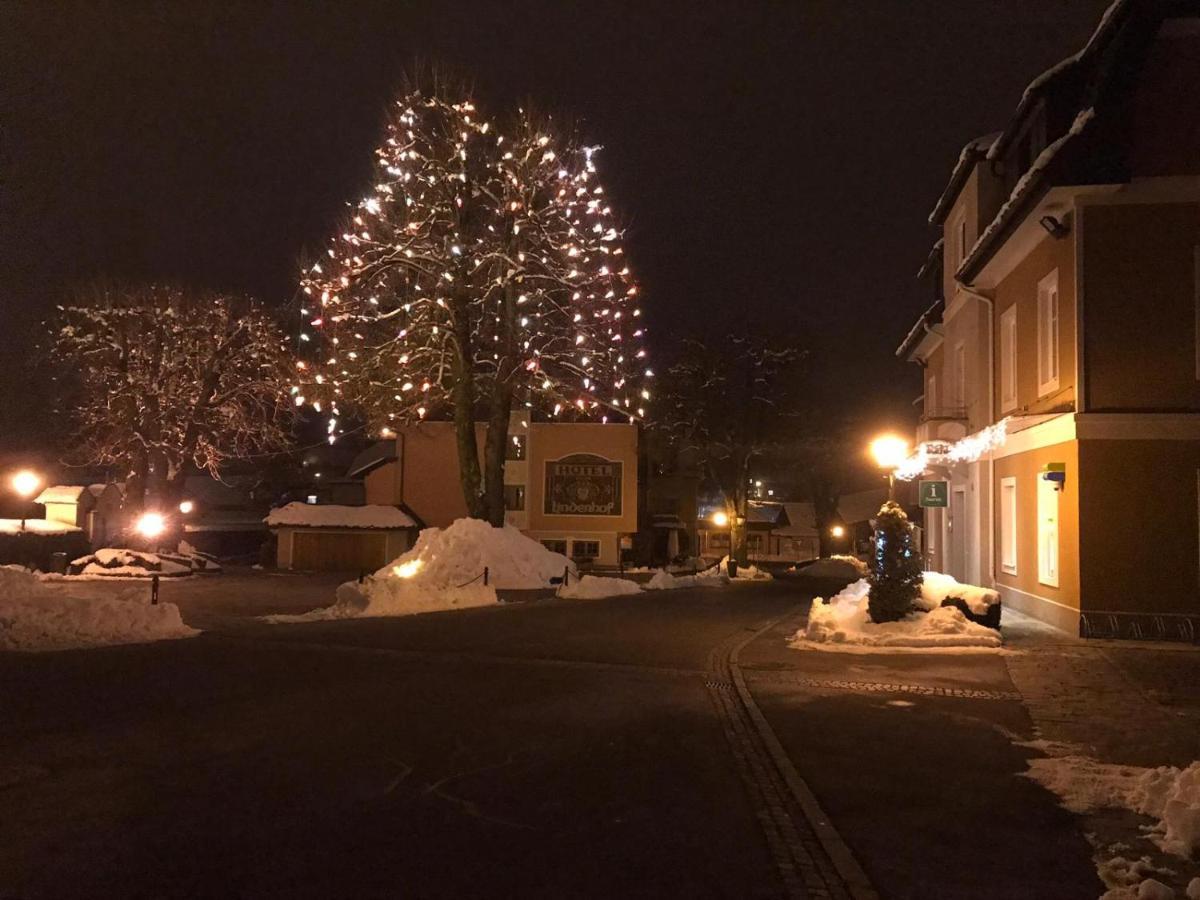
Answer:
[1039,215,1070,239]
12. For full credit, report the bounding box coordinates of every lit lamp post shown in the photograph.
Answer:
[711,509,736,576]
[870,435,910,501]
[10,470,42,531]
[136,512,168,551]
[830,523,846,552]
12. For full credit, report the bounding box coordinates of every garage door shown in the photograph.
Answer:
[292,531,389,572]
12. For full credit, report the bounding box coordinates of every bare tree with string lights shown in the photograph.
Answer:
[295,81,649,525]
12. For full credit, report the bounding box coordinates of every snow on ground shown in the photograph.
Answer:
[701,556,772,582]
[1024,756,1200,859]
[557,574,643,600]
[790,577,1002,651]
[269,518,574,622]
[644,568,728,590]
[0,518,81,535]
[918,570,1000,615]
[55,546,221,579]
[796,555,868,580]
[0,565,196,652]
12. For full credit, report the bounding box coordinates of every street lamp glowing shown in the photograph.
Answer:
[830,524,845,539]
[870,435,910,470]
[178,500,194,514]
[711,510,729,528]
[11,470,41,499]
[136,512,167,540]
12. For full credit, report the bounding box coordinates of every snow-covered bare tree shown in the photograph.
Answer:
[296,83,648,525]
[658,336,802,563]
[51,284,293,510]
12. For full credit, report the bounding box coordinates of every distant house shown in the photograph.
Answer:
[266,503,418,572]
[34,483,125,548]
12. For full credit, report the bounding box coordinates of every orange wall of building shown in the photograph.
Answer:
[1080,201,1200,411]
[1078,438,1200,617]
[992,232,1077,417]
[993,440,1081,627]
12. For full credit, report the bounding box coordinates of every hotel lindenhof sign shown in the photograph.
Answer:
[544,454,623,517]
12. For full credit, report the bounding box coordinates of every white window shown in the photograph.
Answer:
[1037,269,1060,397]
[954,341,967,411]
[1037,476,1060,587]
[927,373,938,415]
[1000,306,1018,412]
[1000,476,1018,575]
[951,210,968,268]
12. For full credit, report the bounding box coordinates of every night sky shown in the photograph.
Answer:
[0,1,1112,455]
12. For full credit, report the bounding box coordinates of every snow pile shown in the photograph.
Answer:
[558,575,643,600]
[701,557,772,582]
[796,555,868,580]
[0,565,196,651]
[66,547,220,578]
[792,578,1002,651]
[1025,756,1200,858]
[918,570,1000,615]
[645,568,727,590]
[272,519,573,621]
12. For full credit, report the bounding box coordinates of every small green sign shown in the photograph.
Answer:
[918,480,949,508]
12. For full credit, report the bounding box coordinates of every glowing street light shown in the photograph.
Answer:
[711,510,729,528]
[9,469,42,532]
[178,500,195,514]
[136,512,167,542]
[830,524,846,539]
[870,434,910,501]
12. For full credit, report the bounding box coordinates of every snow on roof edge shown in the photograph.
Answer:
[265,502,417,529]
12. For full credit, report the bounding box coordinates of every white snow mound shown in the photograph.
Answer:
[645,568,727,590]
[792,578,1001,651]
[0,565,197,652]
[271,518,574,621]
[918,570,1000,614]
[1025,755,1200,859]
[701,556,772,581]
[798,556,868,580]
[558,575,643,600]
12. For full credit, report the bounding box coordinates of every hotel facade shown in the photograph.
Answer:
[897,0,1200,638]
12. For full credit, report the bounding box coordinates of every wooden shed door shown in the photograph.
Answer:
[292,531,389,572]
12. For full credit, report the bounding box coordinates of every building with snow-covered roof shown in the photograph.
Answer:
[266,503,418,571]
[897,0,1200,639]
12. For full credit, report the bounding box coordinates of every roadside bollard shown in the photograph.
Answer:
[358,569,365,584]
[483,566,489,586]
[150,574,160,606]
[563,565,570,587]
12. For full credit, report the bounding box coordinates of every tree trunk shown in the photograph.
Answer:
[482,379,513,527]
[449,293,486,520]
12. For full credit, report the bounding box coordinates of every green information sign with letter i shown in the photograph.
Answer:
[918,480,949,508]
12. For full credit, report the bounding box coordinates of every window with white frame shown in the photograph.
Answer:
[1000,306,1018,412]
[1037,269,1060,397]
[954,341,966,411]
[1037,476,1060,587]
[1000,476,1018,575]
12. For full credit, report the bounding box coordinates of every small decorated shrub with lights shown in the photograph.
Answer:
[867,501,923,623]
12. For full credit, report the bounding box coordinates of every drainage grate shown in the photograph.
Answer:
[768,677,1021,702]
[704,678,735,692]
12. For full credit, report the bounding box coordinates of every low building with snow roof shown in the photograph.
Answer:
[265,502,418,571]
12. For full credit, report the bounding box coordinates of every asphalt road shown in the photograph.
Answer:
[0,577,1101,899]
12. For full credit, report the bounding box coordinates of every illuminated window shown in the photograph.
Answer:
[1038,476,1059,587]
[1000,476,1017,575]
[1037,270,1060,397]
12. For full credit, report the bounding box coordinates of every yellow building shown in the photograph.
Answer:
[358,417,638,567]
[897,2,1200,638]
